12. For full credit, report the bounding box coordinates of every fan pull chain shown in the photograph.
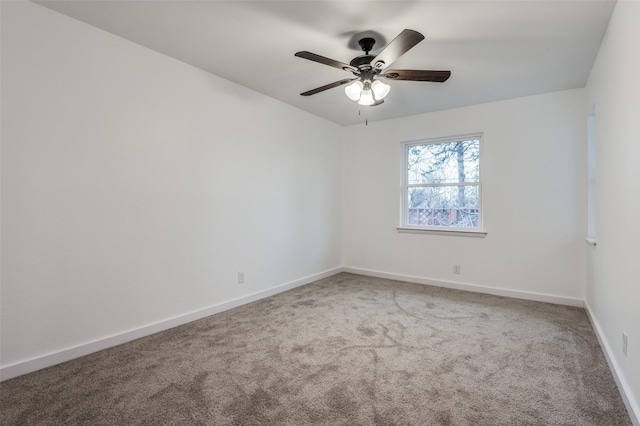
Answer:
[357,105,368,125]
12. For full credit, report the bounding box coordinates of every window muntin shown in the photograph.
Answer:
[402,135,482,231]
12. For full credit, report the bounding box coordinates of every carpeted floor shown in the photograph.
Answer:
[0,273,631,425]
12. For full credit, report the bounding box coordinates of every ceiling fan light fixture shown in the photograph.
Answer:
[296,29,450,117]
[345,80,363,101]
[371,80,390,100]
[358,87,375,106]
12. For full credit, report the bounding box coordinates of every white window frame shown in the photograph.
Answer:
[586,105,597,246]
[398,133,486,237]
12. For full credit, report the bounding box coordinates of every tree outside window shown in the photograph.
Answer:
[402,136,482,230]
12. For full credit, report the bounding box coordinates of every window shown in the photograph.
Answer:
[586,105,596,245]
[400,134,483,234]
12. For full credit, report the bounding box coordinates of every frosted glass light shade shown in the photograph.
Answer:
[358,88,374,106]
[371,80,390,100]
[345,81,363,101]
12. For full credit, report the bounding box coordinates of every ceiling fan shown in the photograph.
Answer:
[295,29,451,107]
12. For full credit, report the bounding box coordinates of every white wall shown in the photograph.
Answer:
[343,89,587,301]
[586,0,640,420]
[1,2,342,371]
[3,7,636,421]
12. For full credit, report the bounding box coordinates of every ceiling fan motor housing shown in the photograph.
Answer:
[349,55,376,72]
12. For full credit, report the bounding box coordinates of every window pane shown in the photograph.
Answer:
[407,186,479,228]
[407,139,480,184]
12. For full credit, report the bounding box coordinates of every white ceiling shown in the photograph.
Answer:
[35,0,615,126]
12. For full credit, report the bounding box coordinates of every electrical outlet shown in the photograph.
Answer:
[238,272,245,284]
[453,264,461,274]
[622,332,628,356]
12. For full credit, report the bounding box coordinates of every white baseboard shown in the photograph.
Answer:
[584,301,640,426]
[4,266,636,424]
[0,267,343,382]
[343,267,584,307]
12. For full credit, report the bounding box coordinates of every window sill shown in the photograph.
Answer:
[397,227,487,238]
[585,237,597,247]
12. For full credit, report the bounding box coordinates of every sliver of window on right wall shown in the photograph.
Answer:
[586,105,597,246]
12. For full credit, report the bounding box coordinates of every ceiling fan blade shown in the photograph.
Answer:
[382,70,451,82]
[300,78,357,96]
[295,51,358,73]
[369,29,425,70]
[371,99,385,107]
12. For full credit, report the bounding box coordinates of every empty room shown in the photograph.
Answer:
[1,0,638,424]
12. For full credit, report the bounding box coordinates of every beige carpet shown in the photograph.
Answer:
[0,273,631,425]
